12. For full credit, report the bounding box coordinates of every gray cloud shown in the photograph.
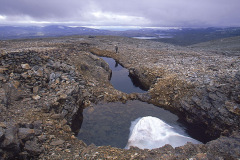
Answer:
[0,0,240,27]
[0,0,88,20]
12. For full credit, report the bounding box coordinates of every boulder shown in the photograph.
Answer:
[1,126,20,153]
[24,139,43,156]
[18,128,35,141]
[206,132,240,159]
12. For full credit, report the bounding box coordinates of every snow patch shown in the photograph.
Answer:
[125,116,200,149]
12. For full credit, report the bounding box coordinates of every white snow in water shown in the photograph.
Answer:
[125,116,201,149]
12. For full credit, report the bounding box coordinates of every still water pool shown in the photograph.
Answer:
[77,100,202,148]
[77,56,207,149]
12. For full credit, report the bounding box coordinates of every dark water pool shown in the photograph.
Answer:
[101,57,147,94]
[75,56,209,149]
[77,100,206,148]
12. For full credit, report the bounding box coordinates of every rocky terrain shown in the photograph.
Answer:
[190,36,240,56]
[0,36,240,159]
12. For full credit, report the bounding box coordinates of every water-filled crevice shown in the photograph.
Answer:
[73,55,212,149]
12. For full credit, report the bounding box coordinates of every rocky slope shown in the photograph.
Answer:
[190,36,240,56]
[0,36,240,159]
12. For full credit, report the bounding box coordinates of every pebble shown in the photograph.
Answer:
[0,67,8,73]
[33,86,39,94]
[50,139,65,146]
[0,74,6,82]
[32,95,41,100]
[12,80,20,88]
[36,69,44,77]
[60,94,67,99]
[51,114,63,119]
[0,122,7,128]
[21,63,31,70]
[49,135,56,139]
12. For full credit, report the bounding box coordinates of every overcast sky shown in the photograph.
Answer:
[0,0,240,27]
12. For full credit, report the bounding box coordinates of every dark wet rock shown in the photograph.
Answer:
[38,135,47,142]
[0,127,4,142]
[24,138,44,156]
[18,128,35,141]
[33,120,42,130]
[1,126,19,149]
[177,74,240,138]
[206,132,240,159]
[0,125,21,159]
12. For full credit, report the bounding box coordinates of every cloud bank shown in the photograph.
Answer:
[0,0,240,27]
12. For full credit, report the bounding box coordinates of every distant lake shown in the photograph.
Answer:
[132,37,157,40]
[158,34,173,38]
[133,35,173,39]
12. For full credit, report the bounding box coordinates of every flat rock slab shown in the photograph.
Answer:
[18,128,35,140]
[50,139,65,146]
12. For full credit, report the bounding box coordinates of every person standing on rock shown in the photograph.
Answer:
[115,45,118,53]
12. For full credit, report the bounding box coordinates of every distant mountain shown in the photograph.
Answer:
[151,27,240,46]
[0,25,240,46]
[0,25,112,40]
